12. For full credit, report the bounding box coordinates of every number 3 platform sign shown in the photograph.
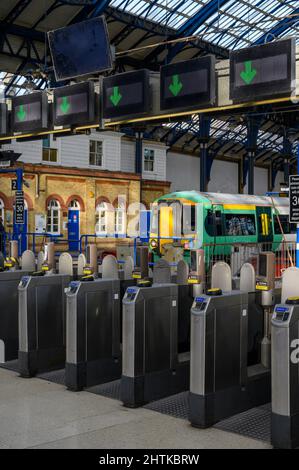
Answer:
[289,175,299,224]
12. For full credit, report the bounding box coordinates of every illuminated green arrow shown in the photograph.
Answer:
[240,61,257,85]
[169,74,183,96]
[60,96,71,114]
[110,86,122,107]
[17,105,26,121]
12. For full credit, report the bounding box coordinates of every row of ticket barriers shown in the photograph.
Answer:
[1,241,299,449]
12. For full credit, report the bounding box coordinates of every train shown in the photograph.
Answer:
[149,191,295,265]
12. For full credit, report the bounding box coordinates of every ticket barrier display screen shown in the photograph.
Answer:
[189,290,270,428]
[65,278,121,391]
[0,270,30,362]
[18,274,71,377]
[121,284,189,408]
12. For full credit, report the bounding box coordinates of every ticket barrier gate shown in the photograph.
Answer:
[0,270,30,362]
[18,273,71,377]
[65,254,138,391]
[271,267,299,449]
[189,255,278,428]
[189,289,271,428]
[65,277,121,391]
[121,283,190,408]
[0,250,36,363]
[271,299,299,449]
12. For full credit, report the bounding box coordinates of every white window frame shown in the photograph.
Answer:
[115,203,126,236]
[89,140,104,168]
[95,202,108,235]
[42,137,58,164]
[143,148,155,173]
[47,200,61,235]
[68,200,80,210]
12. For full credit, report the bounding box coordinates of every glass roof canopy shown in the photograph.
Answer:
[0,72,46,98]
[110,0,299,48]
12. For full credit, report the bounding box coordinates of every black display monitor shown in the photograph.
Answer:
[48,16,113,81]
[12,91,49,133]
[160,56,216,111]
[102,70,150,119]
[0,103,8,136]
[230,38,296,102]
[258,254,267,278]
[53,82,95,127]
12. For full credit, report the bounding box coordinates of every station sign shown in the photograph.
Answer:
[0,103,8,136]
[11,179,17,191]
[102,70,150,119]
[53,82,95,127]
[15,190,25,225]
[289,175,299,224]
[230,38,296,102]
[160,56,216,111]
[12,91,49,133]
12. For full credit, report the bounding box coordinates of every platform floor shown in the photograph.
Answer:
[0,368,271,449]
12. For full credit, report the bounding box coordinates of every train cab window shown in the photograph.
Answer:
[225,214,256,236]
[183,205,196,233]
[150,205,158,233]
[169,201,182,237]
[205,209,223,237]
[274,215,296,234]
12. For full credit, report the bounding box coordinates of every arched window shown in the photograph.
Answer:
[115,202,126,235]
[69,200,80,210]
[95,202,108,235]
[47,199,60,235]
[0,199,4,223]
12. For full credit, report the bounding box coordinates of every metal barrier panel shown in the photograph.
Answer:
[203,242,296,288]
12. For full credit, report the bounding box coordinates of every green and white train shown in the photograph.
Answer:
[149,191,294,262]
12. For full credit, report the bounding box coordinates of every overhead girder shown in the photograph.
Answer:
[253,6,299,45]
[165,0,231,63]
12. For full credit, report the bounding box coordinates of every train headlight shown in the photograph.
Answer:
[150,239,158,249]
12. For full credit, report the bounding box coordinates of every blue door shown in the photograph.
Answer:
[68,210,80,251]
[13,208,28,254]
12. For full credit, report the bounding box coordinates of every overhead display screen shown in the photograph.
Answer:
[160,56,216,111]
[48,16,113,82]
[0,103,8,136]
[102,70,150,119]
[53,82,95,127]
[230,38,296,102]
[12,92,48,133]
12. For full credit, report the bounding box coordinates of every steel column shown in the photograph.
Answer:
[198,115,211,192]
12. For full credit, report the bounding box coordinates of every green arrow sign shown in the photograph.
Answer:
[110,86,122,107]
[17,105,26,121]
[169,74,183,96]
[240,61,257,85]
[60,96,71,114]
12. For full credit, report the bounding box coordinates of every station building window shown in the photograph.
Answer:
[95,202,108,235]
[115,202,126,235]
[47,199,61,235]
[69,200,80,210]
[90,140,103,167]
[143,148,155,172]
[42,137,58,163]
